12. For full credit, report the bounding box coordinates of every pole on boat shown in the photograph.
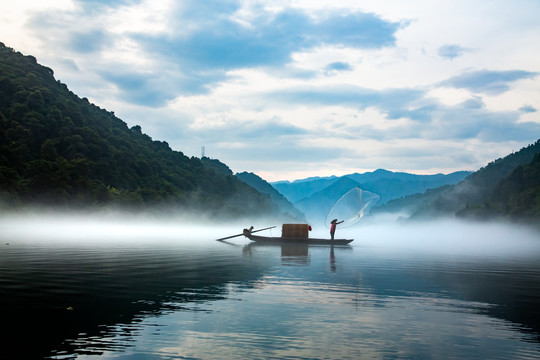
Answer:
[216,226,276,241]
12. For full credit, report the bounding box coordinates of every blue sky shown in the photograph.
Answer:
[2,0,539,181]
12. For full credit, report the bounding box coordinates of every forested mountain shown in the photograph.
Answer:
[235,171,305,221]
[457,151,540,220]
[376,139,540,221]
[0,42,288,220]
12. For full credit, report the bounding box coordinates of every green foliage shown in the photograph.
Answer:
[483,153,540,218]
[466,140,540,198]
[0,42,285,219]
[377,139,540,221]
[453,142,540,221]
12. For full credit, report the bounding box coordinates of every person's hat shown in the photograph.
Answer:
[331,219,337,223]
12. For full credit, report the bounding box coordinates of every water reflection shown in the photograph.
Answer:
[74,243,540,360]
[2,218,540,359]
[0,235,270,359]
[242,243,312,266]
[242,242,353,270]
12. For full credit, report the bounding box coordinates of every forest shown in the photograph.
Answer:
[0,42,285,220]
[1,42,539,222]
[375,139,540,222]
[458,150,540,219]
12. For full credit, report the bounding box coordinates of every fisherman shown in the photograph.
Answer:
[242,226,254,237]
[330,219,344,240]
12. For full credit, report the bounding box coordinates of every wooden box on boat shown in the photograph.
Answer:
[282,224,309,238]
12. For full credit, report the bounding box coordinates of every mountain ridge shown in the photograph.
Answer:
[375,139,540,221]
[0,42,293,221]
[272,169,471,205]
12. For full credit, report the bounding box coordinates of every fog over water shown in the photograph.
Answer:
[2,212,539,257]
[2,212,540,359]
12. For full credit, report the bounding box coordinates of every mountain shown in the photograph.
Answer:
[347,169,471,204]
[272,169,471,205]
[235,172,305,221]
[0,42,290,220]
[272,176,339,203]
[457,151,540,220]
[295,176,365,225]
[376,139,540,220]
[200,156,234,176]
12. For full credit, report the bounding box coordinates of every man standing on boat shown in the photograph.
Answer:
[330,219,344,240]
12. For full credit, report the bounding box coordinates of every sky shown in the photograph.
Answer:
[1,0,540,182]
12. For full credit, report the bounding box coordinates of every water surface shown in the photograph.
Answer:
[2,216,540,359]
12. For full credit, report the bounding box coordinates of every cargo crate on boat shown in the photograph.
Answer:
[282,224,310,238]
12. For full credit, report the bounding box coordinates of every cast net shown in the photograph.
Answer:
[325,186,380,228]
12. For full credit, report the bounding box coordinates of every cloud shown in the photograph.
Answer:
[263,85,427,120]
[131,5,403,90]
[325,62,353,74]
[75,0,142,9]
[519,105,537,113]
[284,86,420,108]
[386,104,438,122]
[424,98,540,142]
[213,119,309,140]
[10,0,540,180]
[459,96,484,109]
[97,65,227,106]
[67,30,112,54]
[98,70,171,107]
[26,1,404,105]
[219,141,343,164]
[438,44,467,60]
[439,69,539,95]
[180,118,342,166]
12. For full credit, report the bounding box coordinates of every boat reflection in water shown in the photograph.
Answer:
[242,241,352,271]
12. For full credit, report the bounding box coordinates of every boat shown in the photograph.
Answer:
[242,224,353,245]
[243,230,353,245]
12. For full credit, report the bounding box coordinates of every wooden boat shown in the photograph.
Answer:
[242,228,353,245]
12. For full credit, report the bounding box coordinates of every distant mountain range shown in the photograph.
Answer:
[273,169,471,205]
[269,169,471,224]
[267,138,540,225]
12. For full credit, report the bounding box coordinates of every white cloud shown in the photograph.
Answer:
[1,0,540,182]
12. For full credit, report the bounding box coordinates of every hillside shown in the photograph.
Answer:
[457,152,540,220]
[376,139,540,220]
[0,42,286,220]
[235,172,305,221]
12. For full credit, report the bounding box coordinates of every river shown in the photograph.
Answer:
[1,215,540,359]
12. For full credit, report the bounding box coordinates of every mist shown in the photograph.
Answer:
[2,210,539,260]
[3,210,540,360]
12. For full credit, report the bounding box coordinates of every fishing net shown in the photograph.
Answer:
[325,186,380,228]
